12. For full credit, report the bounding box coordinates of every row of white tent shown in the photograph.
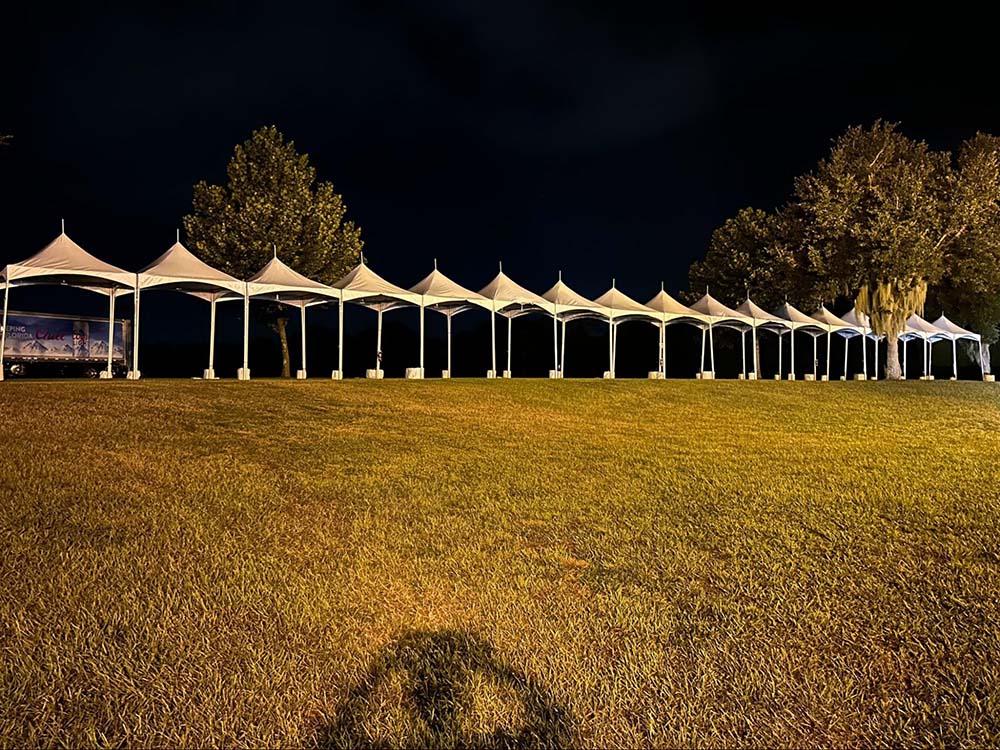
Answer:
[0,226,988,381]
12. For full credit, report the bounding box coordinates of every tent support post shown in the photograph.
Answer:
[741,329,746,379]
[607,317,613,378]
[130,279,140,379]
[826,330,831,380]
[813,335,818,379]
[708,321,716,376]
[790,328,796,380]
[862,330,868,378]
[874,336,879,380]
[208,297,217,376]
[700,327,706,376]
[903,338,908,379]
[924,337,928,378]
[0,276,9,381]
[952,337,957,380]
[240,283,250,380]
[560,318,567,377]
[336,296,343,379]
[376,307,383,373]
[843,335,848,378]
[506,315,512,377]
[551,305,558,377]
[447,313,452,377]
[660,321,666,377]
[778,332,783,378]
[489,302,496,377]
[419,300,425,378]
[104,290,116,378]
[299,304,307,379]
[752,326,758,379]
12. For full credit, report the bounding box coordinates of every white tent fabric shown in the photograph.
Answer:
[593,284,659,377]
[244,256,341,379]
[1,230,134,381]
[542,276,607,376]
[134,241,245,380]
[409,265,490,377]
[331,261,419,378]
[478,267,550,377]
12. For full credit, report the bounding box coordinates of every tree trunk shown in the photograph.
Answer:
[276,315,291,378]
[884,335,902,379]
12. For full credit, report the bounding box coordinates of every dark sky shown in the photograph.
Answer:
[4,3,999,301]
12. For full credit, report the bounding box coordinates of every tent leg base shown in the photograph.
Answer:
[405,367,424,379]
[237,368,251,381]
[985,374,995,382]
[647,371,664,380]
[486,370,496,379]
[127,371,141,381]
[839,376,847,381]
[203,369,217,380]
[441,370,450,379]
[502,370,512,378]
[331,370,343,380]
[603,371,615,379]
[854,374,867,381]
[920,375,935,381]
[296,370,307,380]
[786,374,796,381]
[747,373,757,380]
[697,371,715,380]
[365,369,384,379]
[821,375,829,381]
[548,370,561,379]
[804,374,816,381]
[99,370,113,380]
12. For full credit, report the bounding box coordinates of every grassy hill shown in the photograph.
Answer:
[1,379,998,747]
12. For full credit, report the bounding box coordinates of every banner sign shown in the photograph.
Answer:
[3,312,126,361]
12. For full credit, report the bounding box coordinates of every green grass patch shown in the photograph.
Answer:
[1,379,999,747]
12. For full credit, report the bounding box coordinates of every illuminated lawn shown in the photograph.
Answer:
[1,379,998,747]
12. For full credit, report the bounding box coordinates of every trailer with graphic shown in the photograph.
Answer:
[2,311,130,377]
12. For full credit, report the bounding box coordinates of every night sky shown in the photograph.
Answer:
[4,4,998,375]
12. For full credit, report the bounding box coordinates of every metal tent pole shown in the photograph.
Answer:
[552,304,558,376]
[300,304,307,378]
[825,330,831,380]
[862,330,868,378]
[506,315,512,376]
[376,307,383,373]
[790,328,796,379]
[560,318,567,376]
[924,337,928,377]
[741,329,746,378]
[700,327,707,375]
[813,335,818,379]
[752,326,758,378]
[131,274,140,379]
[612,322,618,377]
[0,275,9,381]
[843,335,848,378]
[489,300,496,377]
[607,316,613,377]
[208,296,217,375]
[241,282,250,380]
[952,338,957,380]
[980,341,987,378]
[903,338,908,379]
[419,298,425,378]
[778,332,783,377]
[447,313,452,376]
[105,290,116,377]
[874,336,879,380]
[708,321,716,376]
[660,321,666,377]
[337,296,344,378]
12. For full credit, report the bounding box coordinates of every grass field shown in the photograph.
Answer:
[1,379,999,748]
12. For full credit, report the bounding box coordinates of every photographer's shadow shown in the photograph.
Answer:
[316,629,574,749]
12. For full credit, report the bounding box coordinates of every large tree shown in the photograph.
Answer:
[688,206,813,309]
[184,126,362,376]
[930,133,1000,373]
[793,122,961,379]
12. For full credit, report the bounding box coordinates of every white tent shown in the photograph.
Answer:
[243,254,341,380]
[478,264,550,378]
[932,315,985,380]
[1,227,135,381]
[839,308,878,379]
[409,262,490,378]
[774,302,826,380]
[331,259,419,379]
[593,283,659,378]
[542,274,608,377]
[900,314,949,380]
[645,287,709,378]
[690,294,753,378]
[135,238,245,380]
[810,306,862,380]
[736,298,792,379]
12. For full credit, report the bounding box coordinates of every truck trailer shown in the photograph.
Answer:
[2,310,129,378]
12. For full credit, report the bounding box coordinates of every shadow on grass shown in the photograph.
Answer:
[316,629,574,749]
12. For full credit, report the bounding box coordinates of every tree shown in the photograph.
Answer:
[184,126,363,376]
[688,206,814,308]
[930,133,1000,373]
[793,122,960,379]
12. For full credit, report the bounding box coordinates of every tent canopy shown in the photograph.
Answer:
[542,277,607,320]
[774,302,825,335]
[645,288,709,326]
[333,261,419,309]
[737,298,791,333]
[244,255,340,306]
[932,315,981,342]
[2,231,134,290]
[593,284,659,323]
[478,268,549,318]
[811,305,863,335]
[410,267,490,313]
[902,313,949,341]
[139,241,244,297]
[691,293,752,330]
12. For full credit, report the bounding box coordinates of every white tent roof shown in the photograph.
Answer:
[737,298,791,332]
[645,288,709,325]
[811,305,863,335]
[902,313,949,341]
[2,231,134,289]
[931,315,981,342]
[410,267,490,312]
[593,284,659,322]
[542,277,607,319]
[333,261,419,307]
[244,255,340,305]
[691,293,753,329]
[138,241,244,296]
[774,302,825,334]
[478,268,549,317]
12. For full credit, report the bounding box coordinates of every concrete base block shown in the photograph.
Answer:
[99,370,113,379]
[405,367,424,379]
[237,368,251,381]
[441,370,450,379]
[127,371,141,380]
[839,376,847,381]
[950,376,957,381]
[603,371,614,379]
[821,375,829,381]
[920,375,935,381]
[331,370,343,380]
[984,373,995,382]
[203,368,217,380]
[502,370,512,379]
[366,369,384,379]
[774,374,781,380]
[648,371,664,379]
[296,370,307,379]
[548,370,561,379]
[854,374,867,381]
[787,374,796,381]
[738,373,745,380]
[748,372,758,380]
[486,370,496,379]
[699,371,715,380]
[804,374,816,381]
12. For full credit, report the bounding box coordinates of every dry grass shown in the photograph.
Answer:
[1,379,999,748]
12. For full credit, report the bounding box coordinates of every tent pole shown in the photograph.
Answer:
[790,328,795,379]
[376,307,383,373]
[242,282,249,380]
[778,332,783,377]
[903,337,908,379]
[132,275,140,378]
[874,336,879,380]
[300,304,307,378]
[607,317,613,377]
[952,337,957,380]
[447,313,452,376]
[507,315,512,376]
[741,329,746,378]
[700,327,706,375]
[489,301,496,377]
[560,318,567,377]
[337,296,344,378]
[862,330,868,377]
[208,296,217,375]
[826,330,831,380]
[660,321,666,377]
[419,298,425,377]
[843,335,848,378]
[708,321,716,375]
[552,305,558,376]
[813,335,818,379]
[0,275,9,381]
[612,322,618,377]
[105,289,116,377]
[752,326,758,378]
[924,337,928,378]
[980,341,987,378]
